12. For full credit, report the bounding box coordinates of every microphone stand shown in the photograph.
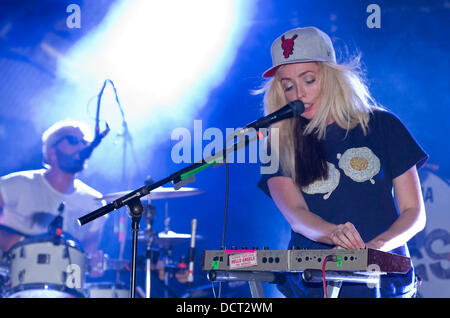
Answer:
[78,117,279,298]
[125,197,144,299]
[49,202,65,245]
[143,189,157,298]
[105,79,143,286]
[186,218,197,297]
[107,78,142,188]
[78,126,262,221]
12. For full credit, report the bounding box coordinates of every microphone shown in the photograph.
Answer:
[244,99,305,131]
[187,218,197,285]
[79,122,110,161]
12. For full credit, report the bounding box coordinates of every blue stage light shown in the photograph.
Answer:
[40,0,256,184]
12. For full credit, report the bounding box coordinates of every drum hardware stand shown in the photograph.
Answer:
[144,200,157,298]
[116,209,127,285]
[162,201,171,298]
[48,202,65,245]
[48,202,75,283]
[125,197,144,298]
[163,248,174,298]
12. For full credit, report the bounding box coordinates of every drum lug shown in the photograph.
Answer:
[62,248,70,259]
[37,254,50,264]
[5,251,14,261]
[18,269,25,284]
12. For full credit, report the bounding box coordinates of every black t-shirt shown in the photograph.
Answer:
[258,109,428,297]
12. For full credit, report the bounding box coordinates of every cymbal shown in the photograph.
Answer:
[137,230,203,246]
[98,187,204,201]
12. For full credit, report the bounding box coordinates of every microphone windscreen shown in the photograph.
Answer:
[288,100,305,116]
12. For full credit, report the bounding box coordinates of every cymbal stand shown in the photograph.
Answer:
[163,202,171,298]
[163,201,170,234]
[162,248,172,298]
[144,200,157,298]
[116,208,128,285]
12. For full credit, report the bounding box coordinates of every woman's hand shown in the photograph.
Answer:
[328,222,366,249]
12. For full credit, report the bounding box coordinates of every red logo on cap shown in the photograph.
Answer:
[281,34,298,58]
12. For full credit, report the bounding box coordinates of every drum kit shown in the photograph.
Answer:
[0,186,204,298]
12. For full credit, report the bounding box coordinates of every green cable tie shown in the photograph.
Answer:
[181,156,223,180]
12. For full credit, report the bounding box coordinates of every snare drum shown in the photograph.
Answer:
[85,282,129,298]
[5,236,86,298]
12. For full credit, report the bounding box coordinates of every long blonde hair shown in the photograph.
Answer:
[261,56,382,183]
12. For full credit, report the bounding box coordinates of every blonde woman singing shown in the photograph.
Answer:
[257,27,428,298]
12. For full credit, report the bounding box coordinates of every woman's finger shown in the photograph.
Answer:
[343,222,365,248]
[331,230,353,249]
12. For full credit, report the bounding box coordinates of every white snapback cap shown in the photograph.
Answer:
[263,26,336,78]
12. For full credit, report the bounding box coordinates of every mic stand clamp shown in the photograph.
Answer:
[126,197,144,298]
[49,202,65,246]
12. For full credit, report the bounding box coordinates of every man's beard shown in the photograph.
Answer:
[56,149,85,174]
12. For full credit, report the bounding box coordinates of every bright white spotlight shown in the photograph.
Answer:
[42,0,255,182]
[57,0,255,128]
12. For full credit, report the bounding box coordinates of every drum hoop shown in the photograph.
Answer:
[86,282,129,290]
[5,283,85,298]
[8,235,85,253]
